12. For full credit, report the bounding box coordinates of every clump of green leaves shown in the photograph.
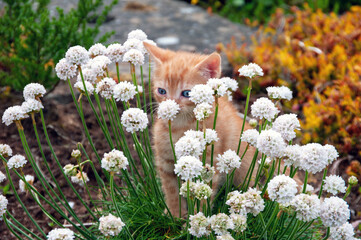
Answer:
[0,0,117,91]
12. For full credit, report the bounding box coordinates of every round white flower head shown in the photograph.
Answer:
[209,213,234,235]
[47,228,75,240]
[241,129,259,147]
[320,197,350,227]
[230,213,247,233]
[201,164,215,183]
[194,181,213,200]
[180,181,196,198]
[65,45,89,66]
[258,157,272,167]
[21,99,44,114]
[137,85,143,94]
[266,86,293,100]
[101,149,129,173]
[299,143,329,174]
[251,97,279,122]
[256,129,286,158]
[189,84,214,105]
[205,129,219,145]
[73,81,94,95]
[113,81,137,102]
[23,83,47,100]
[249,118,258,127]
[207,78,228,97]
[174,156,203,181]
[96,77,116,99]
[99,213,125,236]
[121,108,148,133]
[71,171,89,186]
[305,184,314,194]
[348,176,358,186]
[323,175,346,195]
[272,114,300,141]
[106,43,125,62]
[226,188,265,216]
[2,106,29,126]
[19,175,34,193]
[175,135,205,159]
[216,234,235,240]
[283,144,302,167]
[0,144,13,158]
[193,103,213,121]
[63,164,77,177]
[128,29,148,41]
[0,171,6,183]
[268,174,298,205]
[71,149,81,159]
[0,194,8,217]
[330,222,355,240]
[8,154,27,169]
[88,43,106,58]
[157,99,180,121]
[217,150,241,174]
[77,68,97,84]
[291,194,320,222]
[55,58,77,81]
[90,55,112,77]
[123,38,143,51]
[221,77,238,92]
[189,212,210,238]
[184,130,207,148]
[122,49,145,65]
[238,63,264,78]
[324,144,339,164]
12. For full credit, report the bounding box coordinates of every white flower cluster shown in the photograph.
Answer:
[324,144,339,164]
[63,164,76,177]
[174,156,203,181]
[88,43,107,58]
[283,145,302,167]
[323,175,346,195]
[189,212,210,237]
[175,134,205,159]
[47,228,75,240]
[77,68,97,85]
[19,175,34,193]
[291,194,320,222]
[2,106,29,126]
[267,175,298,205]
[207,78,228,97]
[122,49,145,65]
[0,171,6,183]
[320,197,350,227]
[226,188,265,216]
[230,213,247,233]
[71,171,89,186]
[0,194,8,218]
[101,149,129,173]
[209,213,234,235]
[74,81,94,95]
[113,81,137,102]
[99,213,125,236]
[66,45,89,66]
[121,108,148,133]
[272,114,300,141]
[189,84,214,105]
[216,150,241,174]
[157,99,180,121]
[179,181,212,200]
[238,63,264,78]
[106,43,125,63]
[23,83,47,101]
[85,56,111,77]
[55,58,78,81]
[21,99,44,114]
[299,143,329,174]
[193,103,213,121]
[329,222,355,240]
[241,129,259,147]
[7,154,27,169]
[0,144,12,157]
[200,164,215,183]
[256,129,286,158]
[216,234,235,240]
[266,86,293,100]
[251,97,279,122]
[96,77,117,99]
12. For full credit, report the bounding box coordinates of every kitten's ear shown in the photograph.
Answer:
[143,42,169,65]
[194,52,221,79]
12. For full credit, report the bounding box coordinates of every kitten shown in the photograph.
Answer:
[144,42,256,217]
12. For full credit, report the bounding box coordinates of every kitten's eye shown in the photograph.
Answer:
[181,90,191,98]
[158,88,167,95]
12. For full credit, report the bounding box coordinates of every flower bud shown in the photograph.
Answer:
[348,176,358,186]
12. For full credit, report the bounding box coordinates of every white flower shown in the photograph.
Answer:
[74,81,94,95]
[258,157,272,166]
[272,114,300,141]
[216,234,235,240]
[183,130,207,148]
[238,63,264,78]
[180,181,196,198]
[194,181,213,200]
[323,175,346,195]
[348,176,358,186]
[324,144,339,164]
[106,43,125,62]
[55,58,78,81]
[256,129,286,158]
[23,83,47,100]
[121,108,148,133]
[268,174,298,205]
[8,154,27,169]
[217,150,241,174]
[205,129,219,145]
[157,99,180,121]
[305,184,314,194]
[123,38,143,52]
[0,144,12,157]
[193,103,213,121]
[19,175,34,193]
[65,45,89,66]
[123,49,145,65]
[226,188,265,216]
[0,194,8,218]
[189,84,214,105]
[88,43,106,58]
[221,77,238,92]
[113,81,137,102]
[201,164,215,183]
[241,129,259,147]
[2,106,29,126]
[291,194,320,222]
[96,77,117,99]
[320,197,350,227]
[137,85,143,94]
[175,135,205,159]
[128,29,148,41]
[209,213,234,235]
[47,228,75,240]
[101,149,129,173]
[299,143,329,174]
[71,171,89,186]
[249,118,258,127]
[207,78,228,97]
[21,99,44,113]
[251,97,279,122]
[99,213,125,236]
[283,145,302,167]
[174,156,202,181]
[189,212,210,238]
[71,149,81,158]
[90,56,112,77]
[330,222,355,240]
[63,164,77,177]
[266,86,293,100]
[230,213,247,233]
[0,171,6,183]
[77,68,97,85]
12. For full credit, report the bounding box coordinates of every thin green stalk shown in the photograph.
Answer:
[318,167,328,198]
[278,213,297,239]
[93,92,114,148]
[3,217,26,240]
[303,170,309,193]
[286,221,301,240]
[130,64,142,108]
[105,99,122,149]
[6,211,43,240]
[259,204,279,238]
[148,57,154,123]
[237,81,252,154]
[140,66,147,113]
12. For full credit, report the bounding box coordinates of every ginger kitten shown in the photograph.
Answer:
[144,42,256,217]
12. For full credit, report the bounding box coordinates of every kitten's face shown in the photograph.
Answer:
[144,43,221,118]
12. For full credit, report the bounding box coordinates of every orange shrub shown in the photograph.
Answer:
[218,5,361,158]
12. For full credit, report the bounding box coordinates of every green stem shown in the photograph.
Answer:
[318,167,328,198]
[303,171,309,193]
[237,82,252,154]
